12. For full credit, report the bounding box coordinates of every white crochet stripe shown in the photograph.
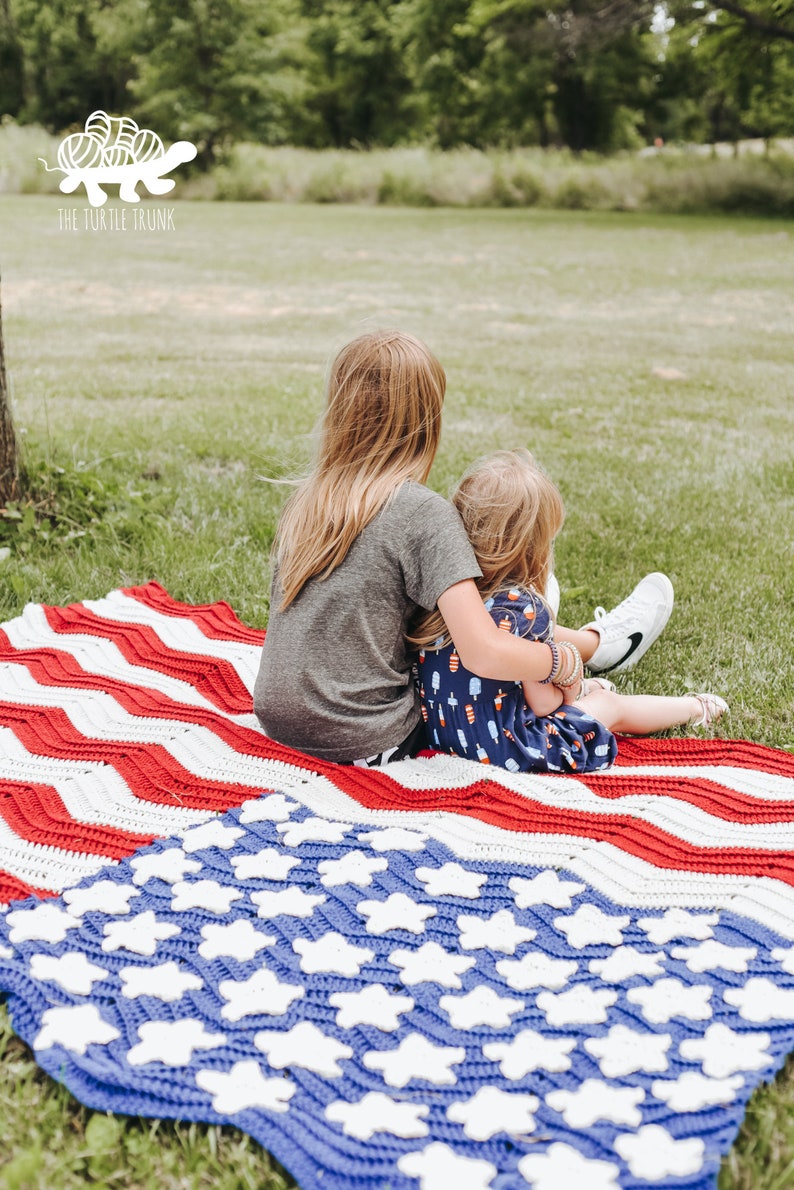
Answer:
[0,728,214,836]
[0,816,123,898]
[390,753,794,804]
[262,768,794,941]
[84,592,261,690]
[600,764,794,803]
[1,610,250,721]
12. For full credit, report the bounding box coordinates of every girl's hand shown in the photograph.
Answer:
[556,675,583,704]
[522,679,564,717]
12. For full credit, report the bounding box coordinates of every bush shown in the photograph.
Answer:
[3,120,794,216]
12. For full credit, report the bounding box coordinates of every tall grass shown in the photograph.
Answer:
[3,120,794,216]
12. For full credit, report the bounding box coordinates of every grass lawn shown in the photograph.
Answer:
[0,195,792,1188]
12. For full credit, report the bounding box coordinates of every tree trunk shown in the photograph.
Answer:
[0,275,21,505]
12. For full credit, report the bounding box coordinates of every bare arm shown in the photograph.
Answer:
[436,579,554,683]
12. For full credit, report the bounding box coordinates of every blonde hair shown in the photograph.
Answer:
[411,448,565,647]
[276,330,446,609]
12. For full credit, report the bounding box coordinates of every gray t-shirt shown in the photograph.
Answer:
[254,481,481,763]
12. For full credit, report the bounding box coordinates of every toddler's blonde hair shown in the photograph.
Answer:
[276,330,446,608]
[411,448,564,647]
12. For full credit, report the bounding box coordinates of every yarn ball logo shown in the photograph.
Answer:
[39,110,197,208]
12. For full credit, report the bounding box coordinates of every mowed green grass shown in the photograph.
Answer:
[0,196,792,1189]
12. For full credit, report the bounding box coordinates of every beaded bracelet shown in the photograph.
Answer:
[555,642,584,689]
[540,641,561,685]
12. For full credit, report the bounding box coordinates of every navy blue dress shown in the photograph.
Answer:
[417,587,617,774]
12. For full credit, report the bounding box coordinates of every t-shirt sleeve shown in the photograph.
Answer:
[401,489,482,611]
[485,587,553,641]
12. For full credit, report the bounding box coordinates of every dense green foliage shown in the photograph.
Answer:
[1,1,793,155]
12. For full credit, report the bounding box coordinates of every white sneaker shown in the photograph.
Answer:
[584,572,674,674]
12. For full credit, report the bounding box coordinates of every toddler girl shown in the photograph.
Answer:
[254,331,675,766]
[414,449,727,774]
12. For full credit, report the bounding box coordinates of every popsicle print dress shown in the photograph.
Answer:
[417,587,617,774]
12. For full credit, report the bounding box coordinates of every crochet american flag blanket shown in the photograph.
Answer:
[1,582,794,1190]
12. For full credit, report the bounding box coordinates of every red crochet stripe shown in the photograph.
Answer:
[328,764,794,885]
[613,734,794,776]
[42,604,252,715]
[0,871,51,904]
[121,582,266,645]
[0,703,269,812]
[0,778,153,856]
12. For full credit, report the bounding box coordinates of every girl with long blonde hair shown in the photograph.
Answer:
[415,450,727,774]
[254,330,675,765]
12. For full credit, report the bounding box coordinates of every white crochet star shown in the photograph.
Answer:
[457,910,535,954]
[182,819,244,853]
[29,952,109,995]
[546,1080,644,1128]
[363,1034,466,1087]
[446,1087,539,1140]
[671,939,757,973]
[537,985,617,1026]
[230,849,301,882]
[101,911,180,955]
[357,893,436,935]
[6,902,80,944]
[614,1125,705,1180]
[651,1071,743,1112]
[627,977,712,1024]
[330,984,414,1031]
[724,977,794,1022]
[483,1029,576,1078]
[250,887,326,920]
[637,908,718,945]
[771,946,794,975]
[584,1025,672,1078]
[518,1143,620,1190]
[678,1023,772,1078]
[326,1092,429,1140]
[496,951,577,991]
[0,944,11,959]
[389,942,476,988]
[317,850,387,888]
[588,946,665,983]
[119,961,203,1001]
[255,1021,353,1077]
[239,793,297,822]
[196,1059,295,1115]
[552,904,629,948]
[277,817,351,846]
[509,870,585,909]
[292,931,374,976]
[170,880,243,914]
[219,968,304,1022]
[415,863,487,899]
[199,920,275,961]
[398,1143,497,1190]
[358,827,428,852]
[63,881,139,917]
[439,985,524,1029]
[34,1004,119,1054]
[130,847,201,886]
[127,1019,225,1066]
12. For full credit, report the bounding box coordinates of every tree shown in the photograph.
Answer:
[0,276,20,506]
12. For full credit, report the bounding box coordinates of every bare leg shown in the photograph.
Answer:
[576,688,702,735]
[555,625,600,663]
